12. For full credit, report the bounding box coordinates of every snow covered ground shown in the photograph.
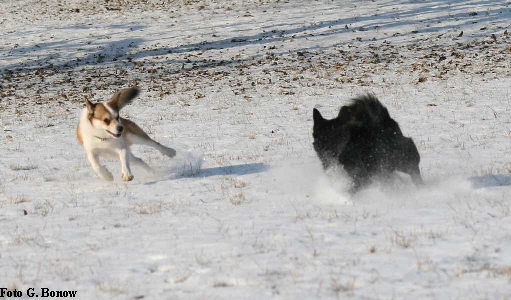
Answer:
[1,0,511,298]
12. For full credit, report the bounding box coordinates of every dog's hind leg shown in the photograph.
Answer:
[128,133,177,158]
[86,152,114,181]
[129,152,153,173]
[122,118,177,158]
[347,175,364,195]
[151,141,177,158]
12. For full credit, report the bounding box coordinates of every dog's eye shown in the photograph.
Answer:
[104,118,110,125]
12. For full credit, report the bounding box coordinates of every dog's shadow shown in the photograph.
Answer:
[144,162,269,185]
[469,174,511,189]
[179,162,269,179]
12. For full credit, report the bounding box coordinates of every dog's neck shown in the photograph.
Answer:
[94,135,109,141]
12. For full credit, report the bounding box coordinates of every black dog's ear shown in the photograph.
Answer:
[338,106,351,120]
[85,99,95,116]
[313,108,325,124]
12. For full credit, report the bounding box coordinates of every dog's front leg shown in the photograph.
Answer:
[119,148,134,181]
[87,153,114,181]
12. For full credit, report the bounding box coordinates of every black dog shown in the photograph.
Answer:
[312,94,423,193]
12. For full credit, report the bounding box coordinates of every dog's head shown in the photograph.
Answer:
[85,87,139,138]
[312,108,350,169]
[397,137,424,186]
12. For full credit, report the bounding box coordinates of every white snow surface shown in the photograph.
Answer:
[1,0,511,298]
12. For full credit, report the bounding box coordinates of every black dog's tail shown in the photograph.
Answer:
[341,94,393,127]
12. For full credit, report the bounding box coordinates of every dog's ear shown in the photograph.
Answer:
[85,99,95,116]
[338,106,351,120]
[108,87,140,111]
[313,108,325,125]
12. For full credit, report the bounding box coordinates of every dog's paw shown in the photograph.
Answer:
[122,173,134,181]
[161,147,176,158]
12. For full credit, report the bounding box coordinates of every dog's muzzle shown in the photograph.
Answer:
[107,130,122,138]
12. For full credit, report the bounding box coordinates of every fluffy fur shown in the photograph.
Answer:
[312,94,423,193]
[77,87,176,181]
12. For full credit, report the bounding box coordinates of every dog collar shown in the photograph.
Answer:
[94,136,108,141]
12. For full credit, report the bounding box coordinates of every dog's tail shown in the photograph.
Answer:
[108,87,140,110]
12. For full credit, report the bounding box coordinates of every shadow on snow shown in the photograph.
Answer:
[469,174,511,189]
[143,162,269,185]
[2,0,509,73]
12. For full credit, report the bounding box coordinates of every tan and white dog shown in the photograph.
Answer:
[77,87,176,181]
